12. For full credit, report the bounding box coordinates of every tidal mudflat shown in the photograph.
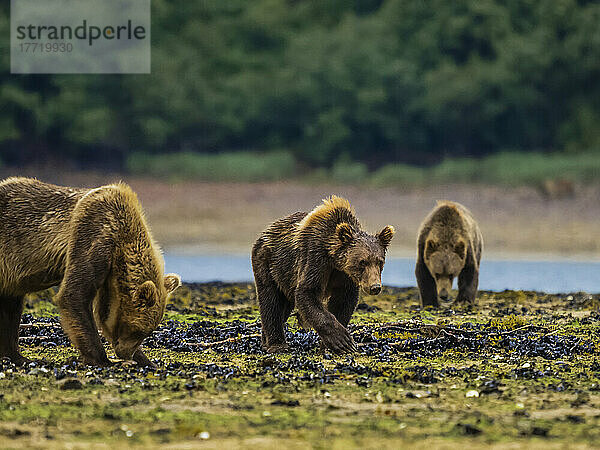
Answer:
[1,283,599,448]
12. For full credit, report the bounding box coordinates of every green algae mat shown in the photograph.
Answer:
[1,283,599,449]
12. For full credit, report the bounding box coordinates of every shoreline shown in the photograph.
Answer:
[162,254,600,294]
[164,244,600,262]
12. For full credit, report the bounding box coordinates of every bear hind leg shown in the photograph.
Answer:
[0,295,30,365]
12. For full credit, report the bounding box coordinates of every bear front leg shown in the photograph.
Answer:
[326,284,360,328]
[57,286,111,367]
[296,286,356,354]
[256,276,292,353]
[456,264,479,304]
[415,259,439,308]
[0,295,30,365]
[56,241,113,367]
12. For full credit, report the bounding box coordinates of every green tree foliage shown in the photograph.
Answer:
[1,0,600,166]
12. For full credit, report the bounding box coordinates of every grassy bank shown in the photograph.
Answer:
[127,151,600,187]
[127,151,297,183]
[370,152,600,187]
[1,284,599,448]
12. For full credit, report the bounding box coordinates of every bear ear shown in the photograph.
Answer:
[164,273,182,294]
[336,223,354,246]
[377,225,395,250]
[136,281,158,308]
[454,241,466,258]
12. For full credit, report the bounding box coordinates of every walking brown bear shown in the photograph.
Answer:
[416,200,483,307]
[0,177,181,366]
[252,195,395,354]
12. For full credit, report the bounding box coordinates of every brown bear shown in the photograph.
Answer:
[0,177,181,366]
[415,200,483,307]
[252,195,395,354]
[540,178,575,200]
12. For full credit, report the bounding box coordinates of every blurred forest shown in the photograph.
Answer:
[1,0,600,172]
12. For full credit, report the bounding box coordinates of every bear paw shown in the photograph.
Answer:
[266,343,291,353]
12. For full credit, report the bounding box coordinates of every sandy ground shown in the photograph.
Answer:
[3,168,600,258]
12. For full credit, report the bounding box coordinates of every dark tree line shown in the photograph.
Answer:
[1,0,600,168]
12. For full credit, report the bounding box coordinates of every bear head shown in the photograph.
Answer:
[333,223,395,295]
[95,273,181,361]
[423,229,467,302]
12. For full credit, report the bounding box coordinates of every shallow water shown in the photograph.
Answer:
[163,253,600,294]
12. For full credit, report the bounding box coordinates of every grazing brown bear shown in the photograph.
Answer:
[0,177,181,366]
[252,195,395,354]
[416,201,483,307]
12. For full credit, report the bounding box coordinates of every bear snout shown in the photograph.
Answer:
[438,288,449,301]
[114,344,136,361]
[369,284,382,295]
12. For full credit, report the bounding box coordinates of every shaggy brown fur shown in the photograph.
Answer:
[252,195,395,354]
[416,201,483,307]
[0,177,180,366]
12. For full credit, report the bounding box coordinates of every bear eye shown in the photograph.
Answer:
[359,259,368,269]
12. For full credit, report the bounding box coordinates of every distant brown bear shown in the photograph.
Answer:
[0,177,181,366]
[252,195,395,354]
[416,201,483,307]
[540,178,575,200]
